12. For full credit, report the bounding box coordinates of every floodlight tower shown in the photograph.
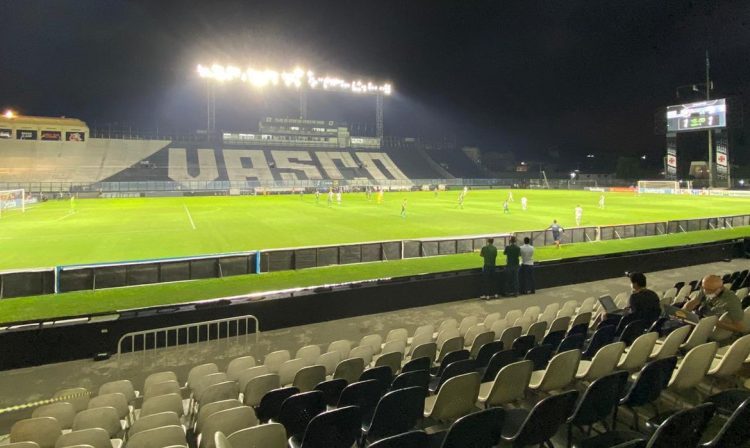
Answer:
[196,64,392,138]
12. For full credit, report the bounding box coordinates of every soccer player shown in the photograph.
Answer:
[457,192,464,209]
[503,200,510,214]
[549,219,564,248]
[507,190,514,202]
[401,199,407,218]
[521,196,528,211]
[377,189,384,204]
[575,204,583,226]
[315,190,320,203]
[463,185,469,196]
[598,194,605,209]
[327,189,334,206]
[336,189,342,205]
[70,194,76,212]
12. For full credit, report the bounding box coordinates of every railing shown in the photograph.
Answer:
[116,314,260,362]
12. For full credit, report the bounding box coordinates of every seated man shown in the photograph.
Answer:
[616,272,662,331]
[683,274,745,333]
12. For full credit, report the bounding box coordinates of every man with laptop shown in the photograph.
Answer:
[599,272,661,328]
[682,274,745,333]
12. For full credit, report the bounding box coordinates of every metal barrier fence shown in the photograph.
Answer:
[116,314,260,360]
[1,213,749,299]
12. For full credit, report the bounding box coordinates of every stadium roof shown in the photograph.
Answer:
[0,115,87,128]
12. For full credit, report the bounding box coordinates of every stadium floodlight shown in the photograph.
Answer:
[196,64,392,95]
[3,109,16,119]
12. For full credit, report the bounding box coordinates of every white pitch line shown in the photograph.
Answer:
[183,204,197,230]
[53,211,76,222]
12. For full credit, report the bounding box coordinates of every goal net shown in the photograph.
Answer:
[637,180,680,194]
[0,189,26,217]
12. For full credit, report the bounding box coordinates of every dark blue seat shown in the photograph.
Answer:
[701,397,750,448]
[542,330,566,349]
[432,349,469,376]
[359,366,393,393]
[429,407,505,448]
[474,341,504,370]
[337,379,384,425]
[429,359,476,394]
[313,379,347,407]
[501,390,579,447]
[567,371,629,447]
[255,386,299,422]
[362,386,426,445]
[524,344,553,370]
[401,356,431,373]
[391,369,430,391]
[481,349,517,382]
[582,325,616,360]
[511,335,536,358]
[291,405,362,448]
[615,356,677,431]
[557,333,585,353]
[277,390,326,441]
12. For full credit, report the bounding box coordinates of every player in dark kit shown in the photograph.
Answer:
[549,220,564,248]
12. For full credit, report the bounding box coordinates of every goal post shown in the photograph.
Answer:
[0,189,26,217]
[637,180,680,194]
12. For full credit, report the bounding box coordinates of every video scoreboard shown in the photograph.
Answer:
[666,99,726,132]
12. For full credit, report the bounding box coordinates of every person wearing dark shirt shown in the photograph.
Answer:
[503,236,521,297]
[479,238,498,299]
[624,272,662,327]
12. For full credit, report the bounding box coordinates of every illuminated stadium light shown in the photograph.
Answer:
[196,64,392,95]
[3,109,16,119]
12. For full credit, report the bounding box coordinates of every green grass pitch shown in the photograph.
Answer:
[1,189,749,323]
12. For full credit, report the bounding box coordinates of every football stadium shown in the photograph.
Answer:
[2,2,750,447]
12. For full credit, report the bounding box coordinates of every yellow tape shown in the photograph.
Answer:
[0,391,90,415]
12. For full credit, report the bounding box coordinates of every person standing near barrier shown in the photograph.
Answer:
[503,236,521,297]
[549,220,564,248]
[519,237,535,294]
[479,238,498,299]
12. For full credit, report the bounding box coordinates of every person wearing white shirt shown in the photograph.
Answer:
[519,237,535,294]
[521,196,528,211]
[575,205,583,226]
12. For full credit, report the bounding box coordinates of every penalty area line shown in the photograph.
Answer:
[183,204,197,230]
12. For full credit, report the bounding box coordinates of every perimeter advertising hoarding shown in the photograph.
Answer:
[666,99,726,132]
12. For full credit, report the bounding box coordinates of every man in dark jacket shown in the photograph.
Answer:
[503,236,521,297]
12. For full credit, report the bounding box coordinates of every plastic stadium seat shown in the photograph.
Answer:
[566,371,629,447]
[313,379,348,407]
[681,316,718,351]
[478,360,533,408]
[360,334,383,356]
[528,349,581,393]
[402,356,431,373]
[315,351,341,376]
[32,402,76,430]
[437,337,465,364]
[199,406,258,448]
[7,442,40,448]
[498,326,522,352]
[332,358,365,384]
[390,370,430,392]
[423,372,480,423]
[256,387,298,423]
[576,341,625,382]
[359,366,393,392]
[368,430,429,448]
[373,351,403,375]
[700,397,750,448]
[197,382,240,410]
[125,425,186,448]
[225,423,286,448]
[504,310,523,325]
[615,357,678,431]
[385,328,408,344]
[526,321,548,346]
[140,393,184,418]
[409,343,437,365]
[73,407,121,438]
[431,407,505,448]
[291,406,362,448]
[511,335,535,358]
[226,356,256,381]
[279,358,307,386]
[582,324,617,360]
[649,325,690,360]
[481,349,517,383]
[195,399,242,435]
[379,340,406,356]
[617,332,658,372]
[363,387,425,445]
[429,359,476,394]
[143,380,181,401]
[242,373,279,407]
[327,340,352,361]
[474,341,504,370]
[292,365,326,393]
[295,345,322,367]
[11,417,63,448]
[489,319,509,341]
[539,303,560,325]
[237,366,270,394]
[53,388,90,413]
[55,428,113,448]
[524,344,553,371]
[708,334,750,381]
[667,341,717,392]
[276,391,326,441]
[88,393,129,427]
[482,312,501,329]
[349,345,374,366]
[128,411,180,438]
[98,380,137,406]
[263,351,291,374]
[187,364,220,391]
[143,372,178,394]
[500,390,579,447]
[458,316,479,337]
[337,379,385,425]
[434,350,469,377]
[547,316,571,335]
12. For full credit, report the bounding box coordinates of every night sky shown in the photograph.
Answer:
[1,0,749,169]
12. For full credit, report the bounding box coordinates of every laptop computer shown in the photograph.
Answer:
[598,295,623,314]
[663,304,700,324]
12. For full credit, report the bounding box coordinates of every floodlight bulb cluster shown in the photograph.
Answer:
[3,109,16,119]
[196,64,392,95]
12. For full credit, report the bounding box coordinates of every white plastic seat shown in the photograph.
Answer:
[547,316,571,335]
[504,310,523,325]
[735,287,748,302]
[708,334,750,379]
[374,351,403,374]
[526,321,548,344]
[226,356,256,381]
[195,399,243,435]
[681,316,718,351]
[675,284,693,302]
[575,342,625,382]
[11,417,62,448]
[528,349,581,392]
[187,364,220,391]
[409,343,437,365]
[522,306,541,323]
[143,372,178,394]
[437,336,465,363]
[650,325,690,360]
[468,331,495,359]
[242,374,279,407]
[125,425,186,448]
[332,358,365,384]
[88,393,129,424]
[73,407,121,438]
[437,318,458,335]
[359,334,383,356]
[198,407,257,448]
[128,412,180,438]
[409,332,434,352]
[197,382,239,409]
[237,366,270,393]
[463,324,486,349]
[513,317,533,334]
[711,311,745,342]
[556,307,575,319]
[32,402,76,430]
[577,298,596,314]
[315,351,341,376]
[99,380,136,405]
[490,319,509,341]
[294,345,321,367]
[617,332,658,371]
[569,312,592,330]
[423,372,480,422]
[326,340,352,360]
[478,360,533,407]
[614,293,629,309]
[140,393,184,418]
[143,380,180,401]
[278,358,306,386]
[499,326,522,351]
[410,324,434,344]
[385,328,408,344]
[380,339,406,356]
[55,428,114,448]
[349,345,374,366]
[458,316,479,337]
[668,341,718,391]
[292,365,326,393]
[482,313,502,329]
[193,374,230,405]
[262,351,291,374]
[539,304,559,325]
[226,423,286,448]
[436,327,460,349]
[8,442,40,448]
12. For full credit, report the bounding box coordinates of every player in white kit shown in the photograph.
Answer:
[575,205,583,226]
[521,196,527,211]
